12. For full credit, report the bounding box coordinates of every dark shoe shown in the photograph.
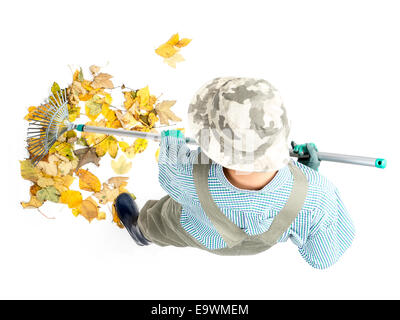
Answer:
[114,193,150,246]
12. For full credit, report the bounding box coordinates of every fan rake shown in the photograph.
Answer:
[26,88,386,169]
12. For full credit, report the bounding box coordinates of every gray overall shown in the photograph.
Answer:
[137,158,309,256]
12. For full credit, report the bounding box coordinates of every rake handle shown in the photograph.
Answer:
[77,125,386,169]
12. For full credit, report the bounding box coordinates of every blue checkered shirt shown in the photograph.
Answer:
[158,134,355,269]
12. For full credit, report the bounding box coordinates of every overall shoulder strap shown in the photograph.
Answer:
[257,162,308,245]
[193,153,248,248]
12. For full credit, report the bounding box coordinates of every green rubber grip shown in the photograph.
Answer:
[375,158,387,169]
[75,124,85,132]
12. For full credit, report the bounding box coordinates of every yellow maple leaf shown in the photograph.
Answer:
[167,33,180,45]
[175,38,191,48]
[111,155,132,175]
[164,53,185,68]
[155,33,191,67]
[155,43,178,58]
[76,169,101,192]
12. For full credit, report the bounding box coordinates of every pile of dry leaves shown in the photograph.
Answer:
[20,64,183,227]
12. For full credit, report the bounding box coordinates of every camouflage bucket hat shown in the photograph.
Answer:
[188,77,291,172]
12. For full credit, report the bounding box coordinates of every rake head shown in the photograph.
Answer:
[27,88,73,165]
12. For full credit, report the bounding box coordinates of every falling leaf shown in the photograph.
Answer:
[91,73,114,89]
[155,100,182,125]
[155,148,160,162]
[36,186,61,203]
[111,155,132,175]
[76,169,101,192]
[175,38,191,48]
[167,33,180,45]
[164,53,185,68]
[60,190,83,208]
[155,33,191,67]
[74,147,101,169]
[155,43,178,58]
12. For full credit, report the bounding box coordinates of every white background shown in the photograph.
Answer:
[1,0,399,299]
